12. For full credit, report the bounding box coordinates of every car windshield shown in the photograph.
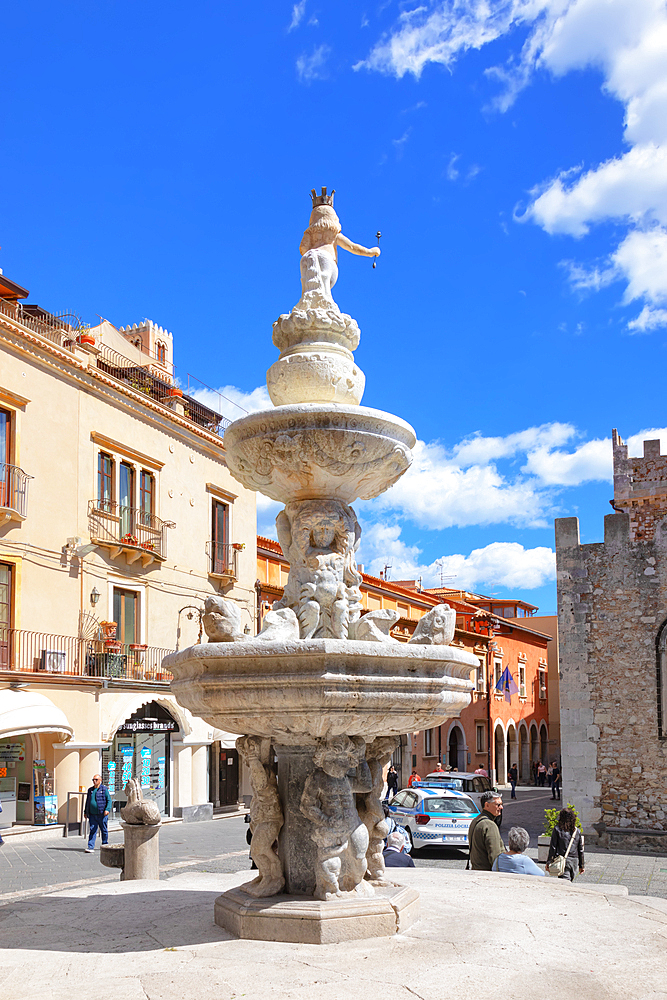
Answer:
[423,797,477,814]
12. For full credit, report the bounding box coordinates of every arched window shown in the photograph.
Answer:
[156,342,166,365]
[656,620,667,738]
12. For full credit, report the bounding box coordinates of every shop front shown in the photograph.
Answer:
[209,741,239,808]
[0,689,73,828]
[102,701,178,818]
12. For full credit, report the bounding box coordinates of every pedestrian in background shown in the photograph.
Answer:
[84,774,111,852]
[385,764,399,800]
[546,808,584,881]
[468,791,504,870]
[407,769,421,787]
[537,762,547,787]
[492,826,545,876]
[551,761,561,800]
[508,763,518,799]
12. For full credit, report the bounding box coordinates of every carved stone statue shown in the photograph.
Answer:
[267,187,381,408]
[236,736,285,898]
[408,603,456,646]
[299,735,372,900]
[357,737,400,881]
[202,596,244,642]
[349,609,400,643]
[256,607,300,643]
[274,500,363,639]
[120,779,161,825]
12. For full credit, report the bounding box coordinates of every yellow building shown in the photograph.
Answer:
[0,271,256,831]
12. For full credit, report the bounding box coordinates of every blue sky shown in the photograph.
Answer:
[3,1,667,613]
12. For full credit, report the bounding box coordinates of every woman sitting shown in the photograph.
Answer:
[492,826,545,876]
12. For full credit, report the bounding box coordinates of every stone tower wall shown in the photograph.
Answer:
[556,507,667,852]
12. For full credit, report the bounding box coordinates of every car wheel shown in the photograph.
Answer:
[407,828,419,854]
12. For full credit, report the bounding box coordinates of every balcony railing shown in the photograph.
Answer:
[0,297,78,350]
[206,540,240,580]
[88,500,175,564]
[0,627,173,681]
[0,463,33,521]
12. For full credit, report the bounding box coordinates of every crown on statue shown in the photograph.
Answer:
[310,186,335,208]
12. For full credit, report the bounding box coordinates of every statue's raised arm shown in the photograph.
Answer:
[335,232,380,258]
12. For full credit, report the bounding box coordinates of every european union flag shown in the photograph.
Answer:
[495,666,519,703]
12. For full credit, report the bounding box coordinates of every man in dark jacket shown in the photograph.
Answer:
[84,774,111,852]
[383,832,415,868]
[468,791,504,870]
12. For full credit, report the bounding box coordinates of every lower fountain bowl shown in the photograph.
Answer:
[163,638,476,741]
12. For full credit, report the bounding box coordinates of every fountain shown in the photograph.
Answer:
[164,188,477,943]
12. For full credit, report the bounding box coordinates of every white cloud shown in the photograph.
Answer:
[625,426,667,456]
[359,0,667,329]
[358,522,556,592]
[289,1,306,31]
[296,44,331,82]
[188,382,272,421]
[521,436,611,486]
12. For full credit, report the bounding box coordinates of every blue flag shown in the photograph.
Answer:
[496,666,519,703]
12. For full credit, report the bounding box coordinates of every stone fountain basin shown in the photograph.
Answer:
[164,639,476,741]
[223,403,416,504]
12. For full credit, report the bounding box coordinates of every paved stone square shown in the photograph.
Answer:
[2,789,667,904]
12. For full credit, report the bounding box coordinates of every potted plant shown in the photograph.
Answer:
[99,620,117,639]
[120,533,139,546]
[538,802,584,863]
[166,387,183,398]
[232,542,245,551]
[78,331,96,347]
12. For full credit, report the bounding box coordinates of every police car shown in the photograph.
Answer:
[387,782,479,853]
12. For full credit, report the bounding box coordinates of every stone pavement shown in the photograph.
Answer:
[1,868,666,1000]
[2,790,667,903]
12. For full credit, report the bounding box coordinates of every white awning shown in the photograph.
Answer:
[0,689,73,741]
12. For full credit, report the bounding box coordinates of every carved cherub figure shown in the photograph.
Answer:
[408,603,456,646]
[349,609,400,643]
[298,190,380,305]
[202,596,244,643]
[120,779,161,825]
[356,737,400,882]
[236,736,284,898]
[274,500,362,639]
[300,735,372,900]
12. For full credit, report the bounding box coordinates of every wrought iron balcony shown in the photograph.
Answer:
[88,500,175,566]
[206,540,241,581]
[0,463,33,522]
[0,626,173,681]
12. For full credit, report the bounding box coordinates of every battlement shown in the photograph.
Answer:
[612,428,667,541]
[118,319,173,370]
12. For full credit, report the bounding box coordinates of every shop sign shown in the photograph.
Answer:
[107,760,117,795]
[0,742,25,762]
[157,756,166,790]
[121,746,133,786]
[117,720,177,733]
[140,747,151,787]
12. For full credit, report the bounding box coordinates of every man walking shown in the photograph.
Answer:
[508,763,518,799]
[468,791,504,870]
[84,773,111,852]
[551,760,561,800]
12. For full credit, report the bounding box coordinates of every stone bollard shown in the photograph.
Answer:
[120,820,161,880]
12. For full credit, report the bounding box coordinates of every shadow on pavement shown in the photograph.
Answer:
[0,888,233,951]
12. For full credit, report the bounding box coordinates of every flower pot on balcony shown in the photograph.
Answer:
[104,640,122,651]
[78,333,96,346]
[100,621,117,639]
[232,542,245,551]
[166,388,183,398]
[129,644,148,651]
[120,534,139,546]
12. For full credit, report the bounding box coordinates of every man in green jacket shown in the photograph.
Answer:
[468,791,504,870]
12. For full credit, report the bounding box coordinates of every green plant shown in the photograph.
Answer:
[543,802,583,836]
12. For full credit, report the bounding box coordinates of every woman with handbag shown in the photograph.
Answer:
[546,808,585,881]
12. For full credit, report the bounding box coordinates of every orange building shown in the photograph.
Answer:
[255,540,553,788]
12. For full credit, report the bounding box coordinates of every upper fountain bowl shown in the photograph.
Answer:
[224,403,416,505]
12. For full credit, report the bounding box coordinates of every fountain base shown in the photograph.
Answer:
[214,882,419,944]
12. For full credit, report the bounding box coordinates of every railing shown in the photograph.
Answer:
[88,500,175,560]
[0,297,77,350]
[206,540,240,578]
[0,627,173,681]
[185,374,248,434]
[0,463,33,518]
